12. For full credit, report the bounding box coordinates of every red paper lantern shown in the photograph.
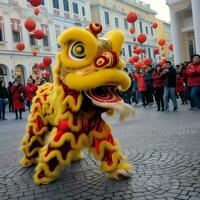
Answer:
[16,42,25,51]
[32,50,38,56]
[142,48,146,54]
[43,56,52,67]
[34,7,40,16]
[24,18,36,32]
[169,43,173,51]
[39,63,46,70]
[158,39,166,46]
[133,37,136,42]
[133,45,137,50]
[126,12,138,23]
[129,57,134,64]
[132,55,140,63]
[130,27,135,34]
[153,48,159,55]
[34,29,45,39]
[134,48,141,55]
[137,33,147,44]
[29,0,41,7]
[143,57,151,66]
[135,61,144,69]
[152,22,158,29]
[45,71,51,78]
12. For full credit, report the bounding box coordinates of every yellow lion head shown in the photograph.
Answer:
[54,23,131,107]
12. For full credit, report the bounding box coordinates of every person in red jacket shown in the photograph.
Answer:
[25,78,38,112]
[11,80,25,119]
[132,68,147,108]
[175,65,187,104]
[152,64,164,111]
[186,54,200,110]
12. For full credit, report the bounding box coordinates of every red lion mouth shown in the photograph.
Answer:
[84,84,123,104]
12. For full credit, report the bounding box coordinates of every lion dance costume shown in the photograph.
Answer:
[20,23,134,184]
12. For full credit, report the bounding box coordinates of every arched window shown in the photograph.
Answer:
[0,64,7,75]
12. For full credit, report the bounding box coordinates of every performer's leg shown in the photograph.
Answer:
[89,118,132,180]
[33,127,75,184]
[20,98,48,167]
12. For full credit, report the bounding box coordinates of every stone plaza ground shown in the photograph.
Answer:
[0,104,200,200]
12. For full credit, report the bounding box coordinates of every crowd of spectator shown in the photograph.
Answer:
[122,54,200,112]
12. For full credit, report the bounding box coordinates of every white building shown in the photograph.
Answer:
[167,0,200,64]
[0,0,91,85]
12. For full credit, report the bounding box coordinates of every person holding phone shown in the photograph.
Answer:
[11,80,25,119]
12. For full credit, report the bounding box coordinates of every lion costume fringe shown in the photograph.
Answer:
[20,23,134,184]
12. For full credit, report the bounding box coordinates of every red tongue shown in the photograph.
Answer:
[85,85,123,104]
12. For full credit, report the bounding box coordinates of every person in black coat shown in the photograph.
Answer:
[0,81,8,120]
[145,66,154,106]
[7,81,14,113]
[161,61,178,112]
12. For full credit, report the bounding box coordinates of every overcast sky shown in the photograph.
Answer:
[140,0,170,22]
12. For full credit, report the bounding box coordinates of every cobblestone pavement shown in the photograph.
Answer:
[0,103,200,200]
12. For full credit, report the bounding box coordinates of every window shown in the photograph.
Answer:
[0,17,4,42]
[13,31,20,42]
[115,17,119,28]
[53,0,59,9]
[10,19,21,43]
[128,45,132,57]
[41,24,49,47]
[122,48,125,56]
[139,21,143,33]
[43,35,49,47]
[145,26,148,35]
[164,24,170,32]
[124,18,128,30]
[82,7,85,16]
[104,11,109,25]
[41,0,45,5]
[29,34,37,46]
[151,27,153,36]
[148,48,151,59]
[73,2,78,14]
[55,25,61,48]
[63,0,69,11]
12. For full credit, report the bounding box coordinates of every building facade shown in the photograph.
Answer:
[89,0,162,70]
[167,0,200,64]
[0,0,91,85]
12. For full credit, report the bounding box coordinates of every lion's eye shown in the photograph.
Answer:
[68,41,86,60]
